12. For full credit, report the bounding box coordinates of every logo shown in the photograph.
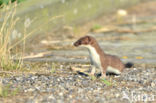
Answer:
[121,91,155,102]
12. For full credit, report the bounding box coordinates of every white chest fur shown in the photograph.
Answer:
[80,45,121,75]
[81,45,101,68]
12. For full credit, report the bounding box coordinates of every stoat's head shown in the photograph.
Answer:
[74,36,95,47]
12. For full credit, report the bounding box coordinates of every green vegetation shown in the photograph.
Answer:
[0,3,27,70]
[0,3,19,70]
[51,63,56,74]
[90,75,96,81]
[91,24,102,31]
[89,74,111,86]
[0,0,25,6]
[0,84,19,97]
[100,78,112,86]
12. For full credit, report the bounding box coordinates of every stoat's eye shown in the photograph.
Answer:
[77,40,81,44]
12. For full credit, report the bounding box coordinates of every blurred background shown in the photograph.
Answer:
[1,0,152,64]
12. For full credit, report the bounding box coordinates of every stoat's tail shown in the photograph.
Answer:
[124,62,134,68]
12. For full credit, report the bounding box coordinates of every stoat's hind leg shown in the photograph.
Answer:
[100,67,107,79]
[106,66,121,75]
[100,73,107,79]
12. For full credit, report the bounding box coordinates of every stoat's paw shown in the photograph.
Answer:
[100,74,107,79]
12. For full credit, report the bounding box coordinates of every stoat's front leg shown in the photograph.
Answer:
[100,66,107,79]
[90,65,96,76]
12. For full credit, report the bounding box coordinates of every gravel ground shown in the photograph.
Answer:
[0,64,156,103]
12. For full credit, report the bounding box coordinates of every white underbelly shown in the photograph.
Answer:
[106,66,121,74]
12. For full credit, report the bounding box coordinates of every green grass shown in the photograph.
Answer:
[89,74,112,86]
[0,3,26,70]
[90,75,96,81]
[100,78,112,86]
[0,1,61,71]
[0,84,19,97]
[91,24,102,31]
[51,63,56,74]
[0,0,25,6]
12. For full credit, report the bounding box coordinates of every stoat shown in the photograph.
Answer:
[74,36,125,78]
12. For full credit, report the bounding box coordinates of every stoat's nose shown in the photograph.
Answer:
[73,41,80,47]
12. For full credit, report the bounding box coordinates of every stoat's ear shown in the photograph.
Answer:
[87,36,93,44]
[86,36,91,42]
